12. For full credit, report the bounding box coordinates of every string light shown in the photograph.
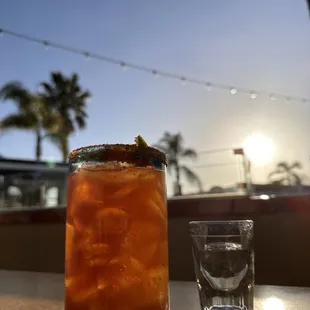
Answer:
[0,27,310,105]
[205,83,212,91]
[43,40,49,50]
[120,61,127,71]
[152,70,159,79]
[180,77,187,86]
[269,94,276,101]
[250,92,257,99]
[83,52,90,60]
[230,88,237,95]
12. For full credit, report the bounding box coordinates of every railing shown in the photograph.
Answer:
[0,173,66,209]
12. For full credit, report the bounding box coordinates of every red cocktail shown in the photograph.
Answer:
[65,141,169,310]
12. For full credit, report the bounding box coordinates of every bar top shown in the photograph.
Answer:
[0,270,310,309]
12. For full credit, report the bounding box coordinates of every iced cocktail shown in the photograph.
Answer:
[65,138,169,310]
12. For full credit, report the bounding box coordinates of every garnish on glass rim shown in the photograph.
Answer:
[135,135,148,148]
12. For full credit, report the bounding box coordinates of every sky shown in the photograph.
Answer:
[0,0,310,195]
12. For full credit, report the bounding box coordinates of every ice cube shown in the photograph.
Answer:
[65,223,84,276]
[138,267,169,308]
[151,189,167,215]
[65,223,75,263]
[109,185,138,201]
[83,243,112,267]
[101,255,144,298]
[68,179,106,231]
[94,208,129,240]
[144,199,166,224]
[65,271,99,303]
[119,267,169,310]
[122,221,163,265]
[151,240,169,267]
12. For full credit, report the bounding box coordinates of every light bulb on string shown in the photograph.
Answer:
[120,61,128,71]
[43,41,49,50]
[250,92,257,99]
[152,70,159,79]
[205,83,212,91]
[180,77,187,86]
[2,26,310,105]
[83,52,90,61]
[269,94,276,101]
[230,88,237,95]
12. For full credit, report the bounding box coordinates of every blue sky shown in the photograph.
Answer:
[1,0,310,193]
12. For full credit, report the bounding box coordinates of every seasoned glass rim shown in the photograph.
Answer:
[69,143,167,167]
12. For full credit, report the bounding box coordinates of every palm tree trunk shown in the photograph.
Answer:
[174,164,182,196]
[62,136,69,163]
[35,126,42,161]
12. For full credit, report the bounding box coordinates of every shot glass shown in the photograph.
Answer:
[189,220,254,310]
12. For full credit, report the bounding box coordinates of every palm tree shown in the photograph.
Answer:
[0,82,58,161]
[268,161,303,186]
[40,72,91,162]
[155,132,202,196]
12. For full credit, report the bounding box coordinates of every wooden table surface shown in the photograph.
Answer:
[0,270,309,310]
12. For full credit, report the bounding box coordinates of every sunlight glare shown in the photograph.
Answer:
[243,134,274,166]
[263,297,285,310]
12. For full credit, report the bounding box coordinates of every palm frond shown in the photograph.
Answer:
[268,169,284,179]
[45,133,61,149]
[276,161,290,171]
[157,132,184,155]
[291,173,302,185]
[171,132,184,154]
[271,179,285,186]
[0,113,36,131]
[180,165,202,192]
[0,82,34,110]
[52,72,66,88]
[75,115,86,129]
[41,111,61,133]
[290,161,302,170]
[40,72,90,136]
[158,131,173,145]
[181,148,197,160]
[45,132,69,161]
[71,73,78,81]
[269,160,303,186]
[40,82,54,96]
[175,132,183,145]
[79,91,91,101]
[167,157,177,166]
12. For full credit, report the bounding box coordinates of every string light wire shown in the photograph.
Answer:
[0,27,309,104]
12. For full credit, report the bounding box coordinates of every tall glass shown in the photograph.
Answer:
[65,144,169,310]
[189,220,254,310]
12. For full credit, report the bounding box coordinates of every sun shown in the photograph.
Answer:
[243,134,275,165]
